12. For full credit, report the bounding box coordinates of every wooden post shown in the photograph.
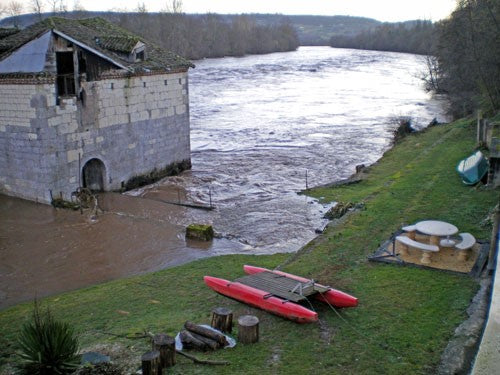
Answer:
[211,307,233,334]
[237,315,259,344]
[141,350,161,375]
[477,111,482,144]
[152,333,176,368]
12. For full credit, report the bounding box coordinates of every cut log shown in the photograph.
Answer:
[237,315,259,344]
[141,350,161,375]
[152,333,176,368]
[211,307,233,334]
[184,321,228,346]
[189,331,219,350]
[180,330,208,351]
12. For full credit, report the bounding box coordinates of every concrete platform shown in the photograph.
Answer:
[471,222,500,374]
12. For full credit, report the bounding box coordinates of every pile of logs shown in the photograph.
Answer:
[140,308,262,374]
[180,321,229,351]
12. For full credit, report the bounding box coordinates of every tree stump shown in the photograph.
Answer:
[152,333,176,368]
[141,350,161,375]
[237,315,259,344]
[211,307,233,334]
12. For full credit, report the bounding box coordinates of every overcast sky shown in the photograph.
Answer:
[2,1,458,22]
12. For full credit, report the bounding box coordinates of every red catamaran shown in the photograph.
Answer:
[204,265,358,323]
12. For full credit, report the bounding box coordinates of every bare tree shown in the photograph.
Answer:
[421,55,443,93]
[0,2,7,18]
[6,1,23,26]
[58,0,67,12]
[47,0,66,14]
[162,0,183,13]
[47,0,57,13]
[30,0,44,20]
[72,0,85,12]
[136,2,147,13]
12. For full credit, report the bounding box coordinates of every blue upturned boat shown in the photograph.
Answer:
[456,151,489,185]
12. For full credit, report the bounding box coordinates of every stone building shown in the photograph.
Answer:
[0,17,194,204]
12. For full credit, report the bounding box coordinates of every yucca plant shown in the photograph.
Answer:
[16,301,80,374]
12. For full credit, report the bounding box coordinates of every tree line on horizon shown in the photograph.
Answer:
[329,0,499,118]
[0,1,300,60]
[330,20,435,55]
[115,12,299,60]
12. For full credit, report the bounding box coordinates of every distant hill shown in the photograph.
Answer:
[0,12,381,45]
[253,14,381,45]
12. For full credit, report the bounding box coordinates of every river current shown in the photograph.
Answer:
[0,47,448,308]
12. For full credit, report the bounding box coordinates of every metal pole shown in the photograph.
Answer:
[306,170,308,190]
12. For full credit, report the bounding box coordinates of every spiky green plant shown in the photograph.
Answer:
[16,301,80,374]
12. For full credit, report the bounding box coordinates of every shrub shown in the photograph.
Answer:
[391,116,414,143]
[16,301,80,374]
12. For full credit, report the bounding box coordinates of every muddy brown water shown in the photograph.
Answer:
[0,47,449,309]
[0,193,239,309]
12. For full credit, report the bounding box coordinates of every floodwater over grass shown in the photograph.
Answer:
[0,47,449,309]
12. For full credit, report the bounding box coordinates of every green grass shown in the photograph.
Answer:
[0,118,498,374]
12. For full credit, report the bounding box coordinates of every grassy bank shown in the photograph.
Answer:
[0,118,498,374]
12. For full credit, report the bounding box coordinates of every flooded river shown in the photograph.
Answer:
[0,47,448,309]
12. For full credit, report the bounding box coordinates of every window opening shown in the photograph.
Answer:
[136,50,145,61]
[56,51,76,97]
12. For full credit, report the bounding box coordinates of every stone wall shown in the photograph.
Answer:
[0,71,191,204]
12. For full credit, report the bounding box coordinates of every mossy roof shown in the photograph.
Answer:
[0,28,20,39]
[0,17,193,73]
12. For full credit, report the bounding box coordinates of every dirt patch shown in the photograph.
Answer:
[318,318,335,346]
[80,342,142,374]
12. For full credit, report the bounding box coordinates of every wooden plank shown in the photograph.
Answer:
[235,271,327,302]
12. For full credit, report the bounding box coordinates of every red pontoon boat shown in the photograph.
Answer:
[203,265,358,323]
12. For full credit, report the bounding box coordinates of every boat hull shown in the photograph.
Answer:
[243,265,358,308]
[456,151,489,185]
[203,276,318,323]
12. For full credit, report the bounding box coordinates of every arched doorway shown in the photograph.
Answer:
[82,158,105,191]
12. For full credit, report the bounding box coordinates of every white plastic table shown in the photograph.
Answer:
[415,220,458,246]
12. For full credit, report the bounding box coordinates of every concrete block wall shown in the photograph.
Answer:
[0,71,191,204]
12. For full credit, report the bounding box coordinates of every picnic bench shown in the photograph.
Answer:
[454,233,476,261]
[402,225,417,239]
[395,235,439,264]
